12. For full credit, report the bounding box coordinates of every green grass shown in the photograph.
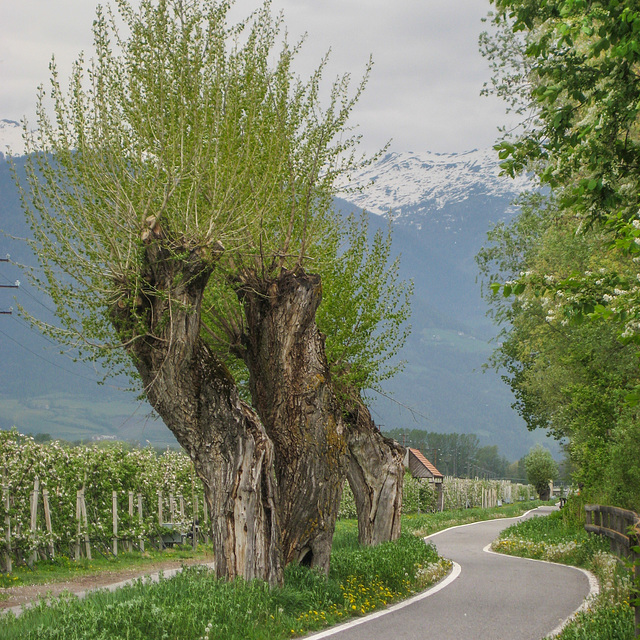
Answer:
[0,501,548,639]
[491,505,636,640]
[402,499,546,538]
[1,530,447,640]
[492,509,609,566]
[0,546,215,591]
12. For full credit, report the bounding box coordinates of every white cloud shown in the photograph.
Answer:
[0,0,511,153]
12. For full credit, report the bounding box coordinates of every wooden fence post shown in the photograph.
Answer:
[76,489,91,561]
[82,492,91,560]
[585,505,640,637]
[137,493,144,552]
[633,523,640,638]
[2,483,11,573]
[192,494,198,551]
[29,476,40,566]
[112,491,118,557]
[42,489,54,558]
[128,491,134,552]
[75,490,82,560]
[203,497,209,544]
[158,491,164,550]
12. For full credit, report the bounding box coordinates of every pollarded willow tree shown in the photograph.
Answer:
[201,210,412,551]
[14,0,411,580]
[317,214,411,546]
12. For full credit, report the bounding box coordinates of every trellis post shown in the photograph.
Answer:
[112,491,118,557]
[42,489,54,558]
[137,493,144,552]
[157,491,164,550]
[128,491,134,552]
[76,489,91,561]
[2,482,11,573]
[28,476,40,566]
[192,494,198,551]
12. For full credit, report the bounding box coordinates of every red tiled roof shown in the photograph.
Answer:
[408,447,443,478]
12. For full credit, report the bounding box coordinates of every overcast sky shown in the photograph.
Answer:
[1,0,509,154]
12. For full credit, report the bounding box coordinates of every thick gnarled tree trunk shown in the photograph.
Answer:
[344,391,404,546]
[112,226,282,586]
[239,269,349,573]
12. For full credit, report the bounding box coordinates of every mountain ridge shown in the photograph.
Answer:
[0,119,549,459]
[340,148,533,219]
[0,119,27,158]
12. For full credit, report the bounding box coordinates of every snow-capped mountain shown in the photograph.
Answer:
[340,148,533,218]
[1,118,532,216]
[0,119,544,458]
[0,119,26,158]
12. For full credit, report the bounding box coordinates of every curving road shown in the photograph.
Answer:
[305,507,596,640]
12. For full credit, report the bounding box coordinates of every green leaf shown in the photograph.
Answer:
[625,390,640,407]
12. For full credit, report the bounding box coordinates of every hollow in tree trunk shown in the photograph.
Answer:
[111,225,282,586]
[343,390,405,546]
[239,269,349,573]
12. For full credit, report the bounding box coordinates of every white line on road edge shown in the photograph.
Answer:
[483,543,600,638]
[424,506,546,541]
[303,508,563,639]
[302,561,462,640]
[303,508,549,639]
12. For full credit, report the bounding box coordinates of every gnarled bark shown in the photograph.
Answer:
[238,269,349,573]
[112,226,282,586]
[343,391,404,546]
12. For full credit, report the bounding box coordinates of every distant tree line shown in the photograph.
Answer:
[382,429,513,480]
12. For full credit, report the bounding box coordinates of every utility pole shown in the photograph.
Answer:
[0,255,19,315]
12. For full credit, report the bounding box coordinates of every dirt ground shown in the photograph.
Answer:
[0,557,210,612]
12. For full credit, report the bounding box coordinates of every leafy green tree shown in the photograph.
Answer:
[480,1,640,508]
[12,0,410,580]
[486,1,640,219]
[476,445,510,479]
[317,213,412,396]
[477,192,640,501]
[482,0,640,347]
[524,445,558,500]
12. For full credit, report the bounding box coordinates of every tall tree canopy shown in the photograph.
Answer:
[483,0,640,333]
[14,0,411,581]
[479,1,640,508]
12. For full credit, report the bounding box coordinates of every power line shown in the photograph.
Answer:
[0,271,56,315]
[0,257,18,314]
[0,324,102,383]
[8,312,133,392]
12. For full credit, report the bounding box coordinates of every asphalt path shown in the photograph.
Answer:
[305,507,597,640]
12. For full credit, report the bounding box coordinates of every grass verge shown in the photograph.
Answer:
[0,545,215,592]
[1,532,447,640]
[402,499,547,538]
[492,506,636,639]
[0,500,543,639]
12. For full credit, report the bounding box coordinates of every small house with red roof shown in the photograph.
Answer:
[404,447,444,511]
